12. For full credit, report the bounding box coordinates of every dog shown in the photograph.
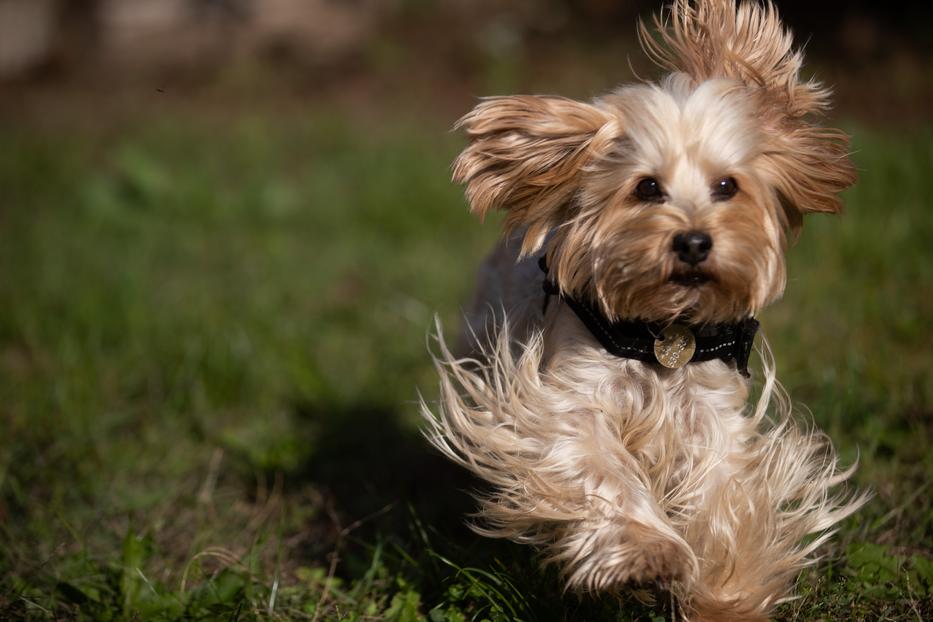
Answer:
[421,1,868,619]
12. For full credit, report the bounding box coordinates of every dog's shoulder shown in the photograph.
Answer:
[460,230,548,354]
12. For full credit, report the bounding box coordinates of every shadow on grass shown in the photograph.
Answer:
[288,400,475,531]
[278,399,668,621]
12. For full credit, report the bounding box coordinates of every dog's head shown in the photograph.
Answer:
[453,0,855,323]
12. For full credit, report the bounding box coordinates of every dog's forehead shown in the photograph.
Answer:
[605,78,760,174]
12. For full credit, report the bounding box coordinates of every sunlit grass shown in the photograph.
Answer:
[0,116,929,620]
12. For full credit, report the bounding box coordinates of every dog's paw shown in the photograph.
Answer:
[563,521,696,592]
[624,522,696,586]
[639,538,692,584]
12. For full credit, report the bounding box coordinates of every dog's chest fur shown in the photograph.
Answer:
[464,235,755,515]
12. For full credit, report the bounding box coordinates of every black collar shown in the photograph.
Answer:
[539,257,758,376]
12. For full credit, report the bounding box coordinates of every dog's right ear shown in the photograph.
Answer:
[453,95,616,255]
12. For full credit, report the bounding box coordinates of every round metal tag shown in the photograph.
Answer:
[653,324,696,369]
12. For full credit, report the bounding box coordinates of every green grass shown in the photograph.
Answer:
[0,114,930,621]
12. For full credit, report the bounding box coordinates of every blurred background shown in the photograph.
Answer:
[2,0,932,121]
[1,1,931,620]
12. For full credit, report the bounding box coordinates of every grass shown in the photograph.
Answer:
[0,111,930,621]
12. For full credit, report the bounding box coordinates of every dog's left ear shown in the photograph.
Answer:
[452,95,616,254]
[760,122,857,231]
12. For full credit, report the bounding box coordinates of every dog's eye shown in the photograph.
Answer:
[634,177,664,202]
[712,176,739,201]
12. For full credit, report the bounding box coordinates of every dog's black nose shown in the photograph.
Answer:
[672,231,713,265]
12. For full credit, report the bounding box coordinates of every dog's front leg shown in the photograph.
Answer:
[424,319,698,594]
[535,415,699,594]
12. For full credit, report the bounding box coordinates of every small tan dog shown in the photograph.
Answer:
[422,1,867,619]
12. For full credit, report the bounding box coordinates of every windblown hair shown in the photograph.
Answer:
[638,0,825,115]
[452,96,617,255]
[423,316,866,620]
[424,0,867,619]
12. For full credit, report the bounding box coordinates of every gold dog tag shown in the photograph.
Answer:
[654,324,696,369]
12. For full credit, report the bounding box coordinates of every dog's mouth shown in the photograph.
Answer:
[670,270,714,286]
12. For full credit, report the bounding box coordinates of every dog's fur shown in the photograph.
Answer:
[421,1,868,619]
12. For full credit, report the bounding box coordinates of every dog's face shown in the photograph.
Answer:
[554,77,787,323]
[453,1,856,324]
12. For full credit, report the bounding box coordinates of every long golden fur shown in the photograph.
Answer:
[421,1,867,619]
